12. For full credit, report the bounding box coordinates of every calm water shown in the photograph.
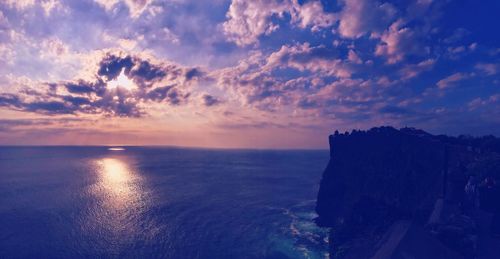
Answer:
[0,147,329,258]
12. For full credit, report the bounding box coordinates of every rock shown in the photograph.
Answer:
[315,126,500,258]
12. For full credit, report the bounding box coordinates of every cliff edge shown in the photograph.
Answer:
[316,126,500,259]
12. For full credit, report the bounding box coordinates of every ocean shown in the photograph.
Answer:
[0,147,330,258]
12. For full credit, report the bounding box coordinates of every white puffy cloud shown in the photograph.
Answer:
[375,19,421,64]
[222,0,288,46]
[222,0,336,46]
[94,0,153,19]
[2,0,65,16]
[337,0,396,38]
[265,43,352,78]
[2,0,35,10]
[40,0,65,16]
[294,0,337,31]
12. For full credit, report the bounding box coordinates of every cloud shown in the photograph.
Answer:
[128,59,167,85]
[447,46,466,54]
[217,49,403,122]
[40,37,69,57]
[2,0,35,10]
[293,0,337,31]
[347,49,362,64]
[475,63,498,76]
[436,72,469,89]
[0,91,95,115]
[296,78,377,110]
[212,39,434,122]
[97,54,135,80]
[215,120,321,131]
[468,94,500,110]
[0,93,22,108]
[0,117,87,132]
[222,0,336,46]
[337,0,397,38]
[97,51,204,89]
[443,28,470,44]
[93,0,153,19]
[0,51,204,117]
[185,68,203,80]
[213,43,357,112]
[202,94,222,106]
[40,0,66,16]
[65,80,101,94]
[222,0,290,46]
[399,59,436,80]
[375,19,421,64]
[265,43,352,78]
[444,43,478,60]
[1,0,66,16]
[1,0,499,145]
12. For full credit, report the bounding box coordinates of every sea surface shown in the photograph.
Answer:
[0,147,330,258]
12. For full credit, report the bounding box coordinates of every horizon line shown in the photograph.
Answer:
[0,144,330,151]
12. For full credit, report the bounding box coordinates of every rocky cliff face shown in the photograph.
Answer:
[316,127,500,258]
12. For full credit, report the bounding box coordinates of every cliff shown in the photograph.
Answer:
[316,126,500,258]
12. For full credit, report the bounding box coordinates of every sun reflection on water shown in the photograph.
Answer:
[79,156,151,250]
[101,158,129,184]
[95,158,140,208]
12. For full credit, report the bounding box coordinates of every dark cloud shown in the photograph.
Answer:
[97,54,134,80]
[165,90,190,105]
[143,85,189,105]
[0,51,201,117]
[131,60,167,81]
[97,53,177,89]
[99,97,143,117]
[65,81,99,94]
[62,95,91,106]
[145,85,175,101]
[0,94,22,108]
[202,94,221,106]
[0,93,87,115]
[185,68,204,80]
[25,101,74,114]
[297,98,319,109]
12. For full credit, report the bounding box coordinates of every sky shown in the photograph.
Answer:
[0,0,499,148]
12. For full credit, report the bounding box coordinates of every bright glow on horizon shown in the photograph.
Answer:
[107,68,136,90]
[108,147,125,151]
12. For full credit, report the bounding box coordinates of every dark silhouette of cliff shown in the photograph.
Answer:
[316,126,500,259]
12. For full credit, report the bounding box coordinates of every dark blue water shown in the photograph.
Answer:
[0,147,329,258]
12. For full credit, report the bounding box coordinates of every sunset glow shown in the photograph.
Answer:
[0,0,499,148]
[1,1,499,257]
